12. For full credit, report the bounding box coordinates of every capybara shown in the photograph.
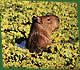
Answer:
[28,15,60,52]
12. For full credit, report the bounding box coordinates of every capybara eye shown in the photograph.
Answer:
[47,18,50,21]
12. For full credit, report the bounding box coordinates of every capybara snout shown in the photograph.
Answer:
[28,15,60,52]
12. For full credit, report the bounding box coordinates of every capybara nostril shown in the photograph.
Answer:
[57,17,60,23]
[28,15,60,52]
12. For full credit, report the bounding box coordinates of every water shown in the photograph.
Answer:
[15,40,26,49]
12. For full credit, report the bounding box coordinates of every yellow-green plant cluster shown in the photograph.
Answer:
[1,0,80,69]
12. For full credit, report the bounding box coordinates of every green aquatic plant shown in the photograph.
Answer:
[1,0,79,69]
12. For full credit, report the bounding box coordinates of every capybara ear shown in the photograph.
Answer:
[37,17,42,24]
[32,16,42,24]
[32,16,37,23]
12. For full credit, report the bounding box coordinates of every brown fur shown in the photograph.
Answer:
[28,15,60,52]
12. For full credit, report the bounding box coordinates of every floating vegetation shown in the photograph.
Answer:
[1,0,80,69]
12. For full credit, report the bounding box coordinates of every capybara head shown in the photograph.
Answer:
[32,15,60,34]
